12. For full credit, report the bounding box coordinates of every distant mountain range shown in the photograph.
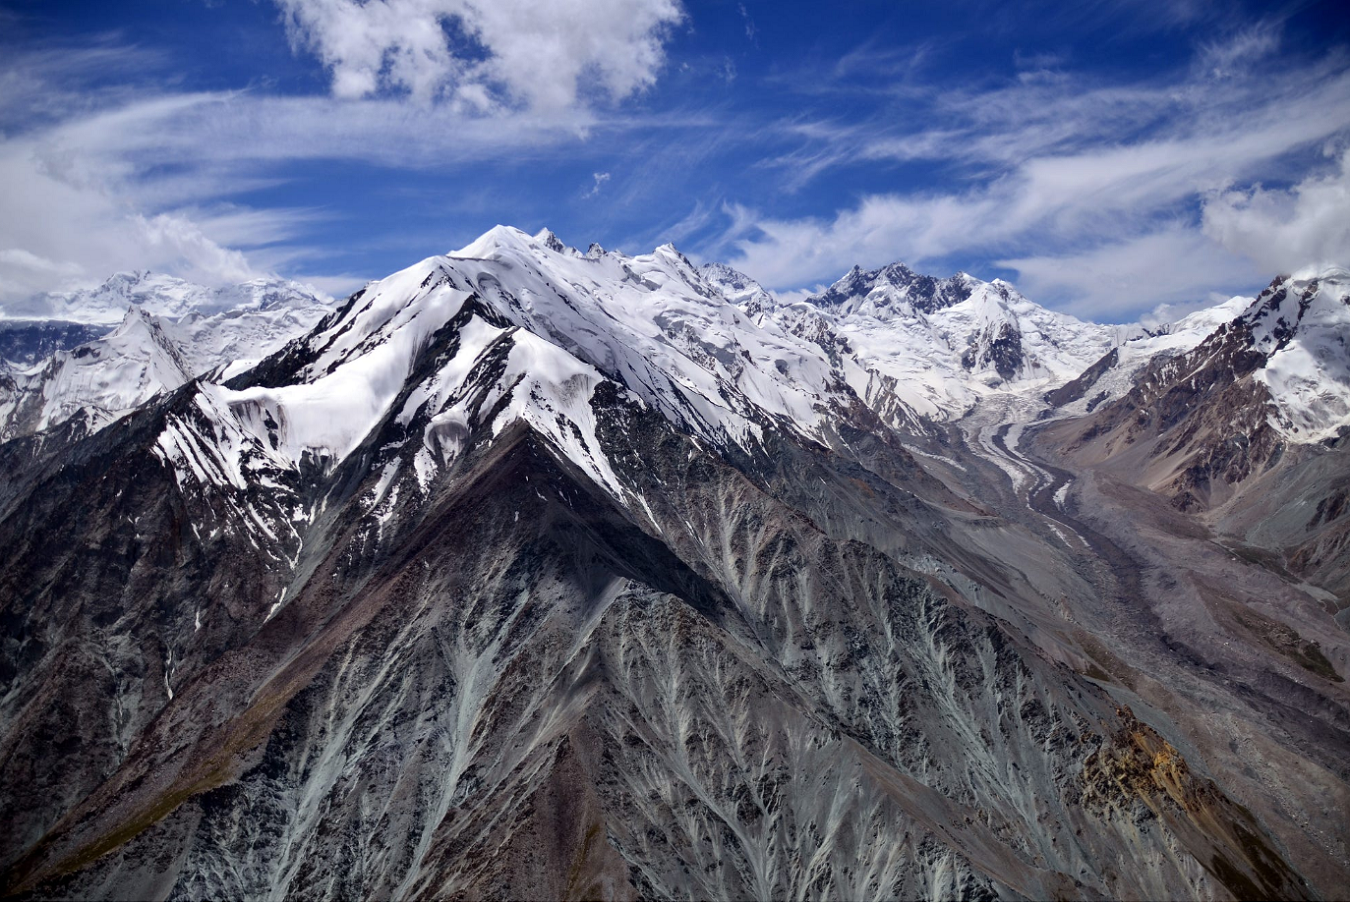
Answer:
[0,273,330,441]
[1,226,1346,900]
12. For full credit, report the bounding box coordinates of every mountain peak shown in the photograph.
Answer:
[450,224,534,259]
[453,224,588,260]
[533,227,568,254]
[810,260,974,317]
[699,261,776,318]
[112,303,160,333]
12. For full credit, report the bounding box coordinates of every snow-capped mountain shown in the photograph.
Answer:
[1044,296,1250,413]
[1047,268,1350,521]
[698,261,776,318]
[758,262,1132,421]
[148,226,911,529]
[1034,267,1350,614]
[1050,270,1350,436]
[1,308,194,441]
[20,271,325,326]
[446,227,858,453]
[1245,266,1350,441]
[0,273,330,440]
[2,227,1347,901]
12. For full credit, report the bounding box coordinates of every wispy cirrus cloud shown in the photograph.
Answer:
[712,20,1350,318]
[0,88,598,304]
[3,1,1346,324]
[1195,18,1286,79]
[0,0,693,306]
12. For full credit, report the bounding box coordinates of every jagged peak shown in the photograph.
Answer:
[111,303,163,334]
[877,261,919,280]
[533,227,573,255]
[699,261,776,316]
[652,242,697,269]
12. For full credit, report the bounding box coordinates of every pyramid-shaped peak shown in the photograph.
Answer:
[451,224,587,260]
[533,228,567,253]
[450,224,536,259]
[112,303,161,333]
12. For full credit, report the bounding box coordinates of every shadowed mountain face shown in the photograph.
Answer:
[1,229,1347,900]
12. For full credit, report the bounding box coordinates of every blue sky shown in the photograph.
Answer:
[2,0,1349,321]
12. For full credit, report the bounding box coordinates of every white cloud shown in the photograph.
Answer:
[996,226,1263,319]
[128,213,259,285]
[1196,19,1283,80]
[0,94,321,307]
[0,249,85,310]
[3,8,1346,325]
[1202,147,1350,276]
[0,140,239,306]
[716,192,999,290]
[0,18,705,304]
[738,3,756,42]
[0,58,611,304]
[96,94,599,170]
[274,0,684,111]
[715,45,1350,318]
[584,171,612,198]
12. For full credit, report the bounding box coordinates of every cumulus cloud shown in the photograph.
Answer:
[128,213,259,285]
[0,130,289,308]
[1202,147,1350,275]
[274,0,684,111]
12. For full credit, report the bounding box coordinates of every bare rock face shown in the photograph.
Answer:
[1080,706,1305,900]
[2,387,1302,901]
[961,319,1025,382]
[1,233,1347,901]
